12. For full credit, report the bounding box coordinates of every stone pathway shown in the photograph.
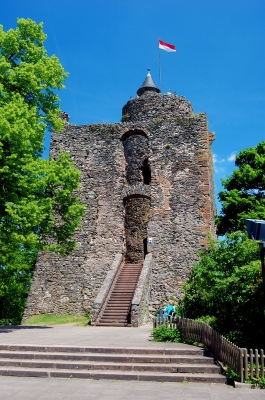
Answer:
[1,376,265,399]
[0,324,264,399]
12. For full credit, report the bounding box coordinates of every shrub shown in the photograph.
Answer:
[181,232,264,348]
[152,327,182,342]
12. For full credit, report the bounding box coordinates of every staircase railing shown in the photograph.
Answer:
[131,253,152,327]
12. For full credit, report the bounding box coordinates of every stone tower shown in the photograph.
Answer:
[23,69,216,322]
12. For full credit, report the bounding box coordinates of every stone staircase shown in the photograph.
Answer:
[0,344,226,383]
[96,263,142,327]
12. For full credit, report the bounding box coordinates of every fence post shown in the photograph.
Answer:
[239,348,244,383]
[250,349,254,379]
[244,348,248,381]
[261,349,264,378]
[255,349,259,379]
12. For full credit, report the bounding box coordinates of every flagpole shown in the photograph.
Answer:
[158,39,162,93]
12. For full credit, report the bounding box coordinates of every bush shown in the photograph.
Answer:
[152,327,182,342]
[181,232,264,348]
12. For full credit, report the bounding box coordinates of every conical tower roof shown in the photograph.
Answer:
[137,68,160,96]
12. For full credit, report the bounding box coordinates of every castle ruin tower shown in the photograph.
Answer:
[23,69,216,324]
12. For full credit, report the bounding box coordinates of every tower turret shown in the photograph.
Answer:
[136,68,160,96]
[122,69,193,122]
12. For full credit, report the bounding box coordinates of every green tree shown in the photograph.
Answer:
[0,19,85,323]
[181,233,264,348]
[216,141,265,235]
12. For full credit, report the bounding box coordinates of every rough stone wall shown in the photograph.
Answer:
[23,89,216,319]
[122,133,149,184]
[124,196,150,263]
[121,92,216,307]
[131,253,152,327]
[122,92,193,121]
[23,124,126,320]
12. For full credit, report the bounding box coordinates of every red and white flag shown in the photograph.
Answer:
[158,39,176,52]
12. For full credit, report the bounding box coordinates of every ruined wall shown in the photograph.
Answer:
[23,90,216,319]
[124,196,150,263]
[23,124,126,319]
[121,92,216,306]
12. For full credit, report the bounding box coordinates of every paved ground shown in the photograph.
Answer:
[0,324,189,348]
[1,376,265,399]
[0,324,264,399]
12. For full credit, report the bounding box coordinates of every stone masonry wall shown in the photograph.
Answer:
[122,133,149,184]
[23,89,216,319]
[124,196,150,263]
[23,124,126,320]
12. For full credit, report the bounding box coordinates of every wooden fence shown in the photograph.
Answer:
[241,348,265,381]
[153,316,264,382]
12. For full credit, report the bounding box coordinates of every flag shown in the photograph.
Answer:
[158,39,176,52]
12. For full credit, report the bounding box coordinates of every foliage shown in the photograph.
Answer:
[195,315,217,328]
[24,314,89,326]
[121,113,130,121]
[151,326,182,342]
[181,232,264,348]
[227,367,240,381]
[85,309,91,325]
[227,367,265,388]
[0,247,37,325]
[0,19,85,324]
[245,377,265,388]
[216,141,265,235]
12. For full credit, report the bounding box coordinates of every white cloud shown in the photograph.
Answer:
[227,152,237,162]
[213,153,225,164]
[214,166,225,173]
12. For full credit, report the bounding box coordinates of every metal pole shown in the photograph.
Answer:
[158,40,162,93]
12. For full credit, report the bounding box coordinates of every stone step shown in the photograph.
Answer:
[109,293,133,296]
[0,351,214,364]
[105,305,130,308]
[123,264,142,266]
[96,323,128,327]
[102,311,129,315]
[0,366,226,383]
[103,309,130,313]
[106,300,131,303]
[114,283,138,285]
[0,358,221,374]
[116,276,139,279]
[105,300,131,303]
[119,272,140,275]
[110,292,135,294]
[96,261,143,326]
[108,294,134,296]
[100,312,129,316]
[119,273,141,276]
[0,345,206,356]
[119,271,141,274]
[111,287,136,290]
[101,307,129,310]
[107,300,132,303]
[99,317,128,321]
[107,297,132,300]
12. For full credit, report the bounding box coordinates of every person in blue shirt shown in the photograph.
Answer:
[164,300,175,319]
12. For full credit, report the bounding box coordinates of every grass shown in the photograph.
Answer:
[23,314,90,326]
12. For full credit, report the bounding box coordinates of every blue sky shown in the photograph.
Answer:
[2,0,265,211]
